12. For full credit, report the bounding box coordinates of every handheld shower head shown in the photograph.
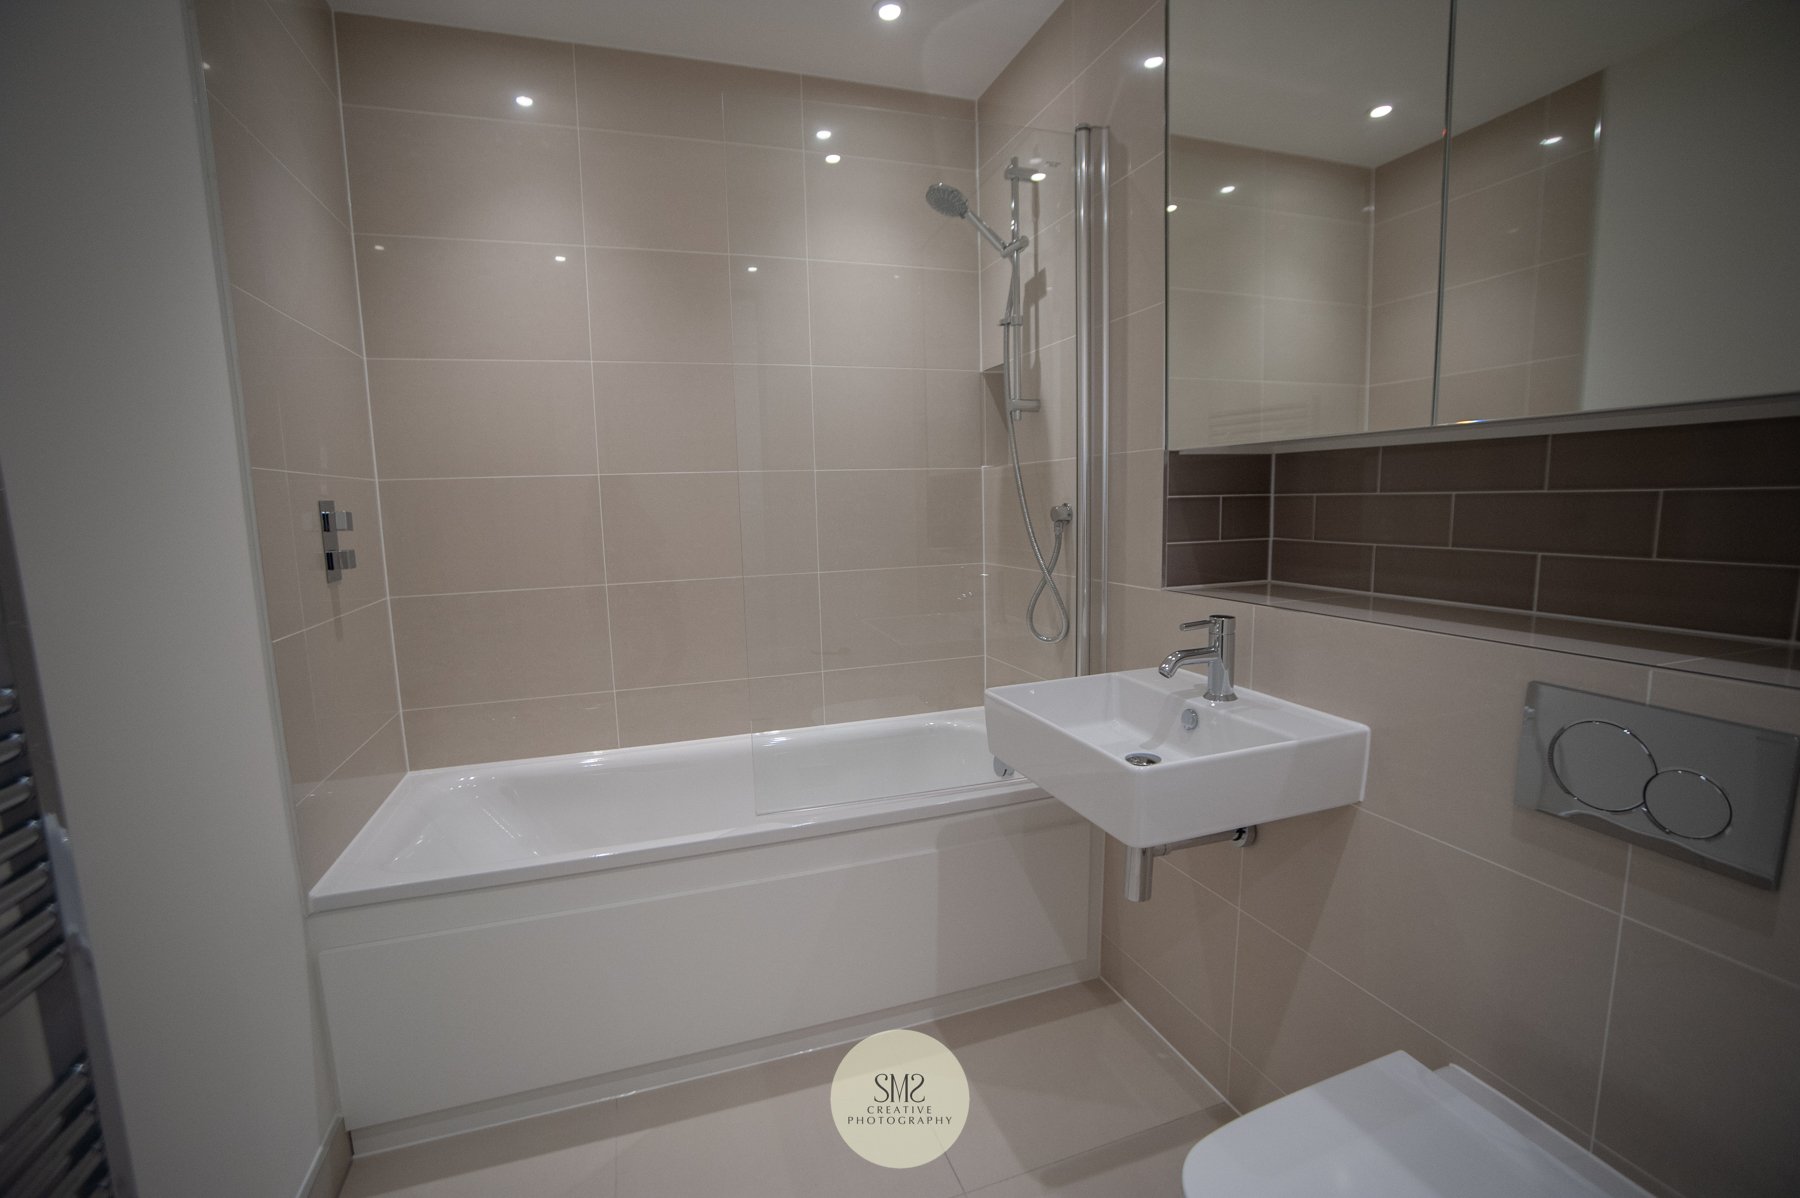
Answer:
[924,182,1012,256]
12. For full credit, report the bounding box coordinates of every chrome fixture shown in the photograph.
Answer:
[1072,124,1111,674]
[1121,826,1256,902]
[925,160,1072,643]
[318,499,357,583]
[1158,615,1238,702]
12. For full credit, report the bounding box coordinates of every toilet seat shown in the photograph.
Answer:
[1181,1052,1650,1197]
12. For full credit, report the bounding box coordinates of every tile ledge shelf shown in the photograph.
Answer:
[1178,580,1800,690]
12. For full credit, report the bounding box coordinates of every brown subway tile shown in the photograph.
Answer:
[1313,494,1452,547]
[1453,491,1659,557]
[1168,452,1271,496]
[1379,436,1547,492]
[1374,546,1538,609]
[1273,447,1380,494]
[1165,497,1221,542]
[1657,490,1800,565]
[1271,539,1374,590]
[1548,417,1800,490]
[1273,495,1315,540]
[1166,540,1268,588]
[1537,556,1800,639]
[1222,495,1272,541]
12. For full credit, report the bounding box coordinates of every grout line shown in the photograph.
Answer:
[352,232,980,276]
[262,0,339,95]
[1587,862,1629,1150]
[293,712,402,808]
[229,284,364,360]
[207,95,353,234]
[569,44,624,750]
[329,32,410,770]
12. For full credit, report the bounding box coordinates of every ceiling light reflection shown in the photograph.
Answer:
[1368,104,1394,119]
[515,95,534,108]
[876,2,903,20]
[1143,56,1165,70]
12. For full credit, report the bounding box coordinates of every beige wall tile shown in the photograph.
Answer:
[738,471,819,576]
[734,365,814,470]
[986,564,1077,679]
[1225,1051,1286,1115]
[294,716,405,889]
[1444,172,1541,288]
[607,578,748,688]
[1372,139,1445,219]
[1368,290,1438,385]
[382,476,604,594]
[588,247,731,363]
[985,657,1044,687]
[812,367,982,469]
[580,130,727,252]
[976,2,1071,167]
[267,0,336,85]
[601,473,742,583]
[345,106,581,242]
[1238,806,1618,1126]
[1448,100,1545,198]
[1168,290,1262,381]
[1101,936,1232,1087]
[802,100,975,170]
[1102,837,1236,1035]
[1167,200,1263,295]
[270,630,321,796]
[1437,364,1529,425]
[231,290,374,477]
[1232,913,1462,1097]
[211,108,363,351]
[800,77,972,120]
[615,678,751,747]
[1108,450,1169,590]
[1628,672,1800,987]
[1367,379,1434,430]
[358,235,587,360]
[1372,202,1441,305]
[574,46,800,147]
[197,0,348,222]
[1526,354,1584,416]
[817,469,981,569]
[1111,162,1167,317]
[804,154,976,271]
[392,586,611,708]
[251,468,305,640]
[404,692,617,769]
[821,656,984,721]
[1539,152,1597,262]
[370,359,596,478]
[286,474,386,629]
[1531,255,1590,361]
[595,363,738,473]
[1252,606,1638,906]
[725,146,807,258]
[808,261,978,370]
[303,599,400,776]
[336,14,576,124]
[1069,7,1165,179]
[748,672,825,732]
[1169,137,1264,203]
[728,254,811,365]
[743,574,822,677]
[1596,923,1800,1198]
[819,564,983,670]
[1112,306,1164,454]
[1262,151,1371,223]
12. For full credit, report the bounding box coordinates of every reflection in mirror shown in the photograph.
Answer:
[1166,0,1452,449]
[1439,0,1800,424]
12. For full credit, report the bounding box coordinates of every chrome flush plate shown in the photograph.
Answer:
[1516,682,1800,888]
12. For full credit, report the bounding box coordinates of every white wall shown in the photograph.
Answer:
[1582,0,1800,409]
[0,2,338,1195]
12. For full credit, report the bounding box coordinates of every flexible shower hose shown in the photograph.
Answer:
[1008,414,1071,643]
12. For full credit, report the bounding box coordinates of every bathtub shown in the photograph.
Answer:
[307,707,1097,1148]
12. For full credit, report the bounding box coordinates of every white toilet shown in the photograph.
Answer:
[1182,1052,1652,1197]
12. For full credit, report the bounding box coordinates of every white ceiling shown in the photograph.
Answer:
[1170,0,1747,167]
[329,0,1063,100]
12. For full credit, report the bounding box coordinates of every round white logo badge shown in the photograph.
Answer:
[830,1029,970,1168]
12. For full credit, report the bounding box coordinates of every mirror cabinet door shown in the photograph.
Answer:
[1439,0,1800,425]
[1165,0,1453,450]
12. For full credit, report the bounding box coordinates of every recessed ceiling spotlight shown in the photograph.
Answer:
[515,95,534,108]
[1368,103,1394,119]
[1540,134,1563,146]
[1143,55,1165,70]
[875,2,903,20]
[1166,203,1178,213]
[815,129,832,140]
[1029,171,1048,182]
[1218,184,1236,194]
[824,153,842,164]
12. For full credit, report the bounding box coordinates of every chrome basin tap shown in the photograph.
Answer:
[1158,615,1238,702]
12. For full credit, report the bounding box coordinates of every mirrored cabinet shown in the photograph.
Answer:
[1166,0,1800,449]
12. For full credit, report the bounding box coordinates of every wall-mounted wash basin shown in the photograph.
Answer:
[985,669,1370,851]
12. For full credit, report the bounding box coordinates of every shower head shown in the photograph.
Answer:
[924,182,1012,256]
[925,182,969,218]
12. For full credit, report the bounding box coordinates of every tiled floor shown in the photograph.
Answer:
[339,982,1235,1197]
